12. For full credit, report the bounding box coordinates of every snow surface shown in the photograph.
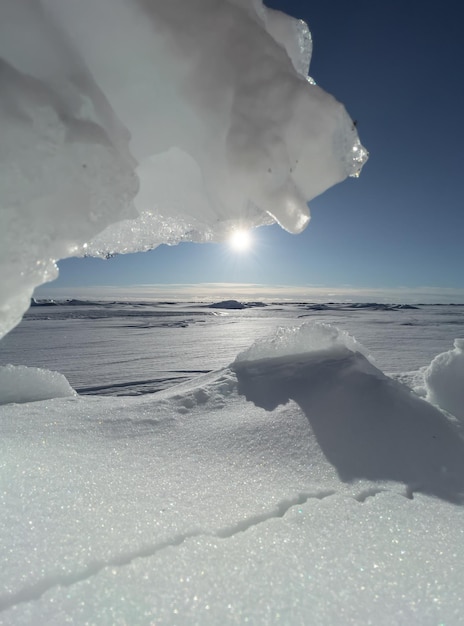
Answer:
[2,301,463,396]
[2,0,463,621]
[1,307,464,624]
[0,0,367,339]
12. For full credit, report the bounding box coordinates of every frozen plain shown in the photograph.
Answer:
[0,0,462,622]
[3,300,464,391]
[1,301,464,625]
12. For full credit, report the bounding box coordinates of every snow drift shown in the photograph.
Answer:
[0,0,367,339]
[425,338,464,421]
[235,321,368,361]
[0,364,76,405]
[1,322,464,624]
[233,323,464,502]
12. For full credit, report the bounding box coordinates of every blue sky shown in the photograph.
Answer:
[39,0,464,301]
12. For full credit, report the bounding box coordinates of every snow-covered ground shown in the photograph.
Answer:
[1,300,463,392]
[1,301,464,625]
[1,1,462,622]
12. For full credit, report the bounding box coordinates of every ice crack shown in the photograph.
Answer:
[215,490,336,538]
[0,491,335,612]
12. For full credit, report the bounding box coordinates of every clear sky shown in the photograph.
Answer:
[39,0,464,301]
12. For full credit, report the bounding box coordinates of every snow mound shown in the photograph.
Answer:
[235,321,368,362]
[0,364,76,405]
[424,338,464,420]
[208,300,268,310]
[0,0,367,339]
[233,324,464,502]
[208,300,246,309]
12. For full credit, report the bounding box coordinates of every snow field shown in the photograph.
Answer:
[1,322,464,624]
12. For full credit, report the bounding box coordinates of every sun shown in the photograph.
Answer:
[229,229,252,252]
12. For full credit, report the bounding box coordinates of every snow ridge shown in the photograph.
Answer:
[233,324,464,502]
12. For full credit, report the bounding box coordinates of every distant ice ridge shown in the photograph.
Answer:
[0,364,76,405]
[0,0,367,339]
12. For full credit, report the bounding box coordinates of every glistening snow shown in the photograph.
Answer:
[1,0,463,624]
[1,303,464,624]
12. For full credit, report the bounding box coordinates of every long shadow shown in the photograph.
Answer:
[232,350,464,503]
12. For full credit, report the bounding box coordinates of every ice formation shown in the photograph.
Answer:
[424,338,464,421]
[0,0,367,339]
[0,364,76,405]
[235,321,368,362]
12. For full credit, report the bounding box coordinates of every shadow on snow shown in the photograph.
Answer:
[232,350,464,503]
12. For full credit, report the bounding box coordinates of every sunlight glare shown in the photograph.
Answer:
[229,229,252,252]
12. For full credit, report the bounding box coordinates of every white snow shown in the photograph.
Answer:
[1,316,464,624]
[2,1,464,622]
[0,0,367,339]
[0,364,76,405]
[424,338,464,421]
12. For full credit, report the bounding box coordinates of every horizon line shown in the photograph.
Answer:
[34,282,464,304]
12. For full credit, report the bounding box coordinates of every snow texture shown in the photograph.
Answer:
[0,0,367,339]
[425,338,464,421]
[1,320,464,624]
[5,0,464,621]
[0,364,76,405]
